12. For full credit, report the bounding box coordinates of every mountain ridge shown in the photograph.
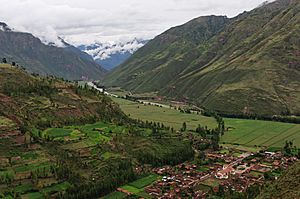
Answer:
[105,0,300,115]
[0,22,106,80]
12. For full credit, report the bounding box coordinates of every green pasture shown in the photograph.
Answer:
[103,191,127,199]
[129,174,160,189]
[42,122,129,146]
[112,97,300,148]
[111,97,217,130]
[42,128,72,139]
[222,118,300,148]
[117,174,159,197]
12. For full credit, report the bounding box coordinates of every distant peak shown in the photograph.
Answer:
[81,39,148,60]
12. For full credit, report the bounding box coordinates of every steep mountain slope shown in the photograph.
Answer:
[0,63,125,128]
[105,15,230,89]
[105,0,300,115]
[256,161,300,199]
[0,23,106,80]
[79,39,147,70]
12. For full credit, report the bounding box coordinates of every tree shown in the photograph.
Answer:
[181,122,187,132]
[2,58,7,63]
[11,62,16,66]
[283,140,293,155]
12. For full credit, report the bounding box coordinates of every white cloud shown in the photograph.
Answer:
[85,39,146,60]
[0,0,270,45]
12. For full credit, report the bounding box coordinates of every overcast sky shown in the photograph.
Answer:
[0,0,270,46]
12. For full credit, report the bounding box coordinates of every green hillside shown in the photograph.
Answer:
[0,63,124,128]
[0,22,106,80]
[105,0,300,115]
[105,15,230,91]
[0,64,195,198]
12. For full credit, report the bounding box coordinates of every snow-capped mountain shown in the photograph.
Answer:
[0,22,12,32]
[78,38,148,70]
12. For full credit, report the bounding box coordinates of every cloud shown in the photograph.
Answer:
[0,0,269,45]
[85,39,146,60]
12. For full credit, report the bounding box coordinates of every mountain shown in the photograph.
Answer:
[0,22,106,80]
[256,161,300,199]
[105,0,300,116]
[79,39,147,70]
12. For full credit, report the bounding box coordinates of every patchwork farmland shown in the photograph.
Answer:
[111,97,300,148]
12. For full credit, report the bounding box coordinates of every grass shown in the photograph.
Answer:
[103,191,127,199]
[102,191,127,199]
[120,185,142,194]
[129,174,160,189]
[43,128,72,139]
[14,162,51,173]
[44,122,128,151]
[21,192,44,199]
[14,183,33,194]
[0,117,16,131]
[2,196,14,199]
[42,181,71,194]
[112,97,300,149]
[222,118,300,148]
[221,144,261,153]
[197,166,210,172]
[135,191,152,199]
[21,152,39,160]
[101,152,120,160]
[111,97,217,130]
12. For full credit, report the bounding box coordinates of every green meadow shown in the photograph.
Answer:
[222,118,300,148]
[112,97,300,148]
[111,97,217,129]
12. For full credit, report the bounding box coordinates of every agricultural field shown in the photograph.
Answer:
[1,119,156,198]
[104,174,161,199]
[40,122,130,147]
[102,191,127,199]
[111,97,300,149]
[222,119,300,148]
[111,97,217,130]
[0,117,71,198]
[128,174,160,189]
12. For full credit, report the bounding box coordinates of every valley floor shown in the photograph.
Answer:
[110,95,300,149]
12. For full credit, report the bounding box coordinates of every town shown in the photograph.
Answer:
[143,148,298,198]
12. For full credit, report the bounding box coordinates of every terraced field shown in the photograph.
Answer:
[0,117,70,199]
[103,174,160,199]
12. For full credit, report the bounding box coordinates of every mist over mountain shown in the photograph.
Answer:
[0,22,106,80]
[78,39,148,70]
